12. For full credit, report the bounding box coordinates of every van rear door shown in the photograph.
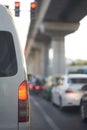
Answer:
[0,31,18,129]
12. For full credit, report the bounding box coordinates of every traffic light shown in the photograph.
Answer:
[15,1,20,17]
[30,2,37,20]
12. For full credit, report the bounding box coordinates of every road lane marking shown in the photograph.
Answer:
[31,96,60,130]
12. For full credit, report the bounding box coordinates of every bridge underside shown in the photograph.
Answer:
[25,0,87,77]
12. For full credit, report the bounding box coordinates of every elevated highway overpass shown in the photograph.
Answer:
[25,0,87,77]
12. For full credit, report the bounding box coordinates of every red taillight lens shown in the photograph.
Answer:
[18,81,29,122]
[65,89,74,93]
[28,84,33,89]
[42,86,46,90]
[35,85,40,91]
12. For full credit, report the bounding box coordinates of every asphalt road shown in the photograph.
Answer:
[30,94,87,130]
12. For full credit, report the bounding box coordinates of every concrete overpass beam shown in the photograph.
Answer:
[40,22,80,36]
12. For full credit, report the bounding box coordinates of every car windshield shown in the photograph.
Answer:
[68,78,87,84]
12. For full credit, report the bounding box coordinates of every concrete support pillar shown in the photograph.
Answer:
[50,37,65,75]
[26,40,50,77]
[40,43,50,77]
[40,22,79,75]
[27,48,41,75]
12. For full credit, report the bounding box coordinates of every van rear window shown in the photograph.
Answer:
[0,31,17,76]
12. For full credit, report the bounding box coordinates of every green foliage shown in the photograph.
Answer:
[69,59,87,66]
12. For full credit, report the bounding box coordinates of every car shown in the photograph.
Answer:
[67,66,87,74]
[42,86,52,100]
[80,90,87,122]
[28,74,35,93]
[42,75,61,100]
[51,74,87,110]
[33,77,43,94]
[0,4,30,130]
[28,75,43,94]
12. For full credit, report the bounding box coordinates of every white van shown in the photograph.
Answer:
[0,4,30,130]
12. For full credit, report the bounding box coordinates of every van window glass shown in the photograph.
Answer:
[0,31,17,76]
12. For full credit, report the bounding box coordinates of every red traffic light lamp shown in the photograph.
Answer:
[30,2,37,20]
[30,2,37,9]
[15,2,20,7]
[15,1,20,17]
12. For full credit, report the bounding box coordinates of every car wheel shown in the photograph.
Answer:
[80,103,87,122]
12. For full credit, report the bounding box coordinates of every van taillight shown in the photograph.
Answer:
[18,81,29,122]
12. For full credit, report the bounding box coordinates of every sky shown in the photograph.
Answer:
[0,0,87,60]
[65,16,87,60]
[0,0,34,51]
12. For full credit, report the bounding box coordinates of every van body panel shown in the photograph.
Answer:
[0,5,29,130]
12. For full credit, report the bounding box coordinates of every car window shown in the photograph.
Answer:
[78,69,87,74]
[81,84,87,91]
[69,78,87,84]
[0,31,17,76]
